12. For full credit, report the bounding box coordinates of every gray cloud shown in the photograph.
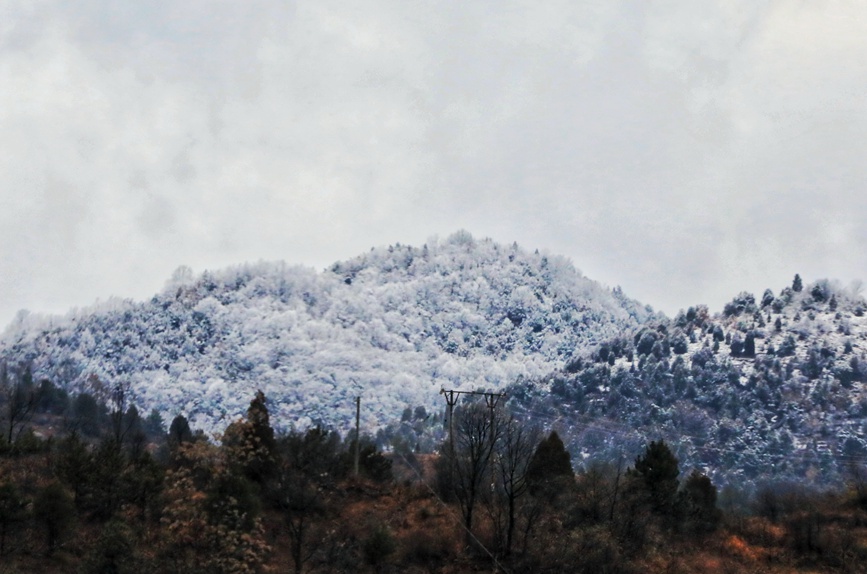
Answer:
[1,1,866,325]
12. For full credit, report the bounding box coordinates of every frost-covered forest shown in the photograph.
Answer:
[0,232,652,434]
[502,277,867,488]
[5,232,865,490]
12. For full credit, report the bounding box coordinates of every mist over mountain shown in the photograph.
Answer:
[0,232,653,434]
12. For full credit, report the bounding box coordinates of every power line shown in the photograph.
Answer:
[393,449,511,573]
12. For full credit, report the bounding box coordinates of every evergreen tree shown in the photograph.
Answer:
[526,431,573,497]
[761,288,775,308]
[271,428,338,574]
[247,392,275,450]
[744,332,756,358]
[353,440,393,483]
[2,363,41,444]
[143,409,165,439]
[54,432,92,509]
[793,274,803,292]
[36,379,69,415]
[168,415,193,446]
[679,470,720,533]
[84,439,127,521]
[222,391,277,485]
[124,450,165,522]
[72,392,103,437]
[629,440,680,516]
[33,482,75,555]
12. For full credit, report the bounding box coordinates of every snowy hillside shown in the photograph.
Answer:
[505,276,867,487]
[0,232,653,434]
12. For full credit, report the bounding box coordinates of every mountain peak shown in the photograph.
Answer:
[0,235,650,435]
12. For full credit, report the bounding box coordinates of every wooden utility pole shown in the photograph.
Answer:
[354,396,361,476]
[440,388,507,572]
[440,389,460,455]
[439,388,507,464]
[484,392,504,493]
[484,392,503,434]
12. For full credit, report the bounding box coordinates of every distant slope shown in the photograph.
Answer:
[0,231,653,433]
[507,278,867,487]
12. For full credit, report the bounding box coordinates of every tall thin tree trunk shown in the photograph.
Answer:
[506,496,516,556]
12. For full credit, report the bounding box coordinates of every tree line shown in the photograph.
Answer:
[0,365,393,573]
[2,366,867,572]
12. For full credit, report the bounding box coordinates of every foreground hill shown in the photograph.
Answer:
[0,232,652,433]
[506,277,867,487]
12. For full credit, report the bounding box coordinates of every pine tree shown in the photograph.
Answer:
[678,470,720,533]
[33,482,75,555]
[168,415,193,446]
[744,332,756,358]
[526,431,572,498]
[246,390,276,457]
[222,391,277,485]
[793,274,803,292]
[629,440,680,516]
[54,432,92,509]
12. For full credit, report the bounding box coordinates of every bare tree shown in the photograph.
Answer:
[1,363,41,445]
[443,401,500,544]
[490,414,537,556]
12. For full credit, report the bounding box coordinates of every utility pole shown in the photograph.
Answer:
[484,392,503,435]
[439,388,507,472]
[440,389,460,456]
[354,396,361,476]
[484,392,504,494]
[440,388,507,441]
[440,388,507,573]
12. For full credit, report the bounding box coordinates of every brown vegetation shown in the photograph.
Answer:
[1,381,867,573]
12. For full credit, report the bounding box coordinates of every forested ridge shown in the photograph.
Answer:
[0,231,651,435]
[501,275,867,490]
[2,234,867,570]
[3,236,867,492]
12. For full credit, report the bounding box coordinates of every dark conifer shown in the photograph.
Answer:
[168,414,193,446]
[527,431,572,496]
[33,482,75,555]
[629,440,680,516]
[793,274,803,292]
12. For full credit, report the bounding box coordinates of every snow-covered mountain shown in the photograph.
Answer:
[0,231,653,434]
[506,277,867,488]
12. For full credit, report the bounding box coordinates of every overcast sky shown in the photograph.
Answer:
[1,1,866,327]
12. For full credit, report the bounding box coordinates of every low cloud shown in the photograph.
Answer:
[1,1,866,324]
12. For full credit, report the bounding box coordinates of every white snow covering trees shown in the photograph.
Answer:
[0,232,652,435]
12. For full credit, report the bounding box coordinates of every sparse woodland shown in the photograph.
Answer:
[1,380,867,573]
